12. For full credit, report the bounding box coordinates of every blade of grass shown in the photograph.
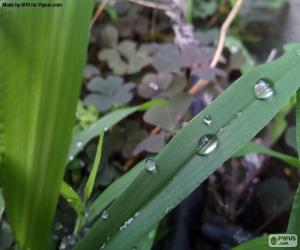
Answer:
[235,142,300,168]
[296,90,300,157]
[86,161,144,224]
[60,181,84,216]
[0,1,94,249]
[68,99,167,160]
[287,184,300,240]
[232,236,269,250]
[84,131,105,202]
[75,44,300,250]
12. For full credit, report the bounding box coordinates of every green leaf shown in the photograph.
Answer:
[287,183,300,239]
[0,1,94,249]
[60,181,84,216]
[296,90,300,157]
[84,131,105,202]
[86,161,143,224]
[235,142,300,168]
[75,45,300,250]
[68,100,167,160]
[233,236,270,250]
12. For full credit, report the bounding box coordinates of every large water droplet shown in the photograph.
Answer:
[145,158,156,173]
[203,115,212,126]
[149,82,159,91]
[197,134,218,155]
[254,79,274,100]
[101,210,109,219]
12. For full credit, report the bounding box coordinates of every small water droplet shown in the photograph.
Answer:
[101,210,109,219]
[69,155,74,161]
[59,241,67,250]
[55,222,63,231]
[104,126,109,132]
[76,141,83,148]
[197,134,218,155]
[203,115,212,126]
[149,82,159,91]
[66,235,77,246]
[236,111,242,117]
[165,207,173,214]
[254,79,274,100]
[145,158,156,173]
[100,243,106,249]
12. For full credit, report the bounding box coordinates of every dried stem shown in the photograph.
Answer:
[189,0,244,95]
[91,0,110,27]
[128,0,173,11]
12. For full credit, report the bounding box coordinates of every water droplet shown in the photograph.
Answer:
[254,79,274,100]
[76,141,83,148]
[236,111,242,117]
[145,158,156,173]
[165,207,173,214]
[100,243,106,249]
[203,115,212,126]
[149,82,159,91]
[66,235,77,246]
[69,155,74,161]
[55,222,63,231]
[297,48,300,56]
[101,210,109,219]
[197,134,218,155]
[104,126,109,132]
[59,241,67,250]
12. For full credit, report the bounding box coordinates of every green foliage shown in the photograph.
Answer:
[0,1,94,249]
[75,45,300,250]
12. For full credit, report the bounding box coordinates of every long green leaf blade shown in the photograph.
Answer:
[0,1,93,249]
[75,44,300,250]
[287,184,300,240]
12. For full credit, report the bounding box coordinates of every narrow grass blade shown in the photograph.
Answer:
[296,90,300,157]
[86,161,143,224]
[0,1,94,249]
[75,45,300,250]
[235,142,300,168]
[84,131,105,202]
[60,181,84,216]
[287,184,300,238]
[232,236,269,250]
[68,99,167,159]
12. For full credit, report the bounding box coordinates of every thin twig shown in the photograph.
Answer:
[189,0,244,95]
[128,0,173,11]
[91,0,110,27]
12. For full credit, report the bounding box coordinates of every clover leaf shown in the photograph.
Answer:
[84,76,135,112]
[137,73,186,99]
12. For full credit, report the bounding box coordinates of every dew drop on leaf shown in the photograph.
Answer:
[197,134,218,155]
[254,79,274,100]
[145,158,156,173]
[101,210,109,219]
[203,115,212,126]
[76,141,83,148]
[104,126,109,132]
